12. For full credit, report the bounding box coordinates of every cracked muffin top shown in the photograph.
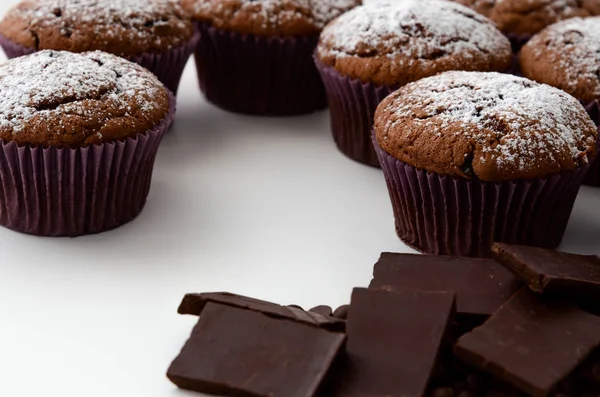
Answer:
[316,0,512,87]
[0,50,170,148]
[0,0,194,55]
[181,0,362,36]
[520,17,600,102]
[451,0,600,37]
[374,71,597,182]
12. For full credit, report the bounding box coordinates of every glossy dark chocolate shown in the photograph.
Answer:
[168,303,345,397]
[332,288,456,397]
[455,289,600,397]
[178,292,345,331]
[492,243,600,296]
[370,253,520,317]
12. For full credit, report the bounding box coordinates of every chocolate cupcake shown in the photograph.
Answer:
[520,17,600,186]
[373,71,597,257]
[0,50,175,236]
[315,0,511,167]
[0,0,199,94]
[451,0,600,64]
[181,0,361,115]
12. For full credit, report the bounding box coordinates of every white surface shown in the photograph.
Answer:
[0,2,599,397]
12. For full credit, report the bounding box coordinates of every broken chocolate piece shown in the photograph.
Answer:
[177,292,345,331]
[370,253,520,317]
[168,303,345,397]
[333,288,456,397]
[491,243,600,296]
[454,288,600,397]
[333,305,349,320]
[310,305,333,317]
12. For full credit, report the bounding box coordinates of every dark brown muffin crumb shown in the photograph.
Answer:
[0,50,170,148]
[316,0,511,87]
[520,17,600,102]
[0,0,194,55]
[182,0,361,36]
[451,0,600,36]
[374,71,597,181]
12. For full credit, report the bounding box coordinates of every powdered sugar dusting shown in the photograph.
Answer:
[0,50,166,134]
[7,0,190,49]
[527,17,600,98]
[190,0,360,30]
[318,0,508,61]
[382,71,596,173]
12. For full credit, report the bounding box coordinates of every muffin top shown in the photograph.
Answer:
[452,0,600,37]
[521,17,600,102]
[181,0,362,36]
[0,0,194,55]
[374,71,597,182]
[316,0,512,87]
[0,50,170,148]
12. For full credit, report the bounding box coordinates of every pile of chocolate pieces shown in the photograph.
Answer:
[167,243,600,397]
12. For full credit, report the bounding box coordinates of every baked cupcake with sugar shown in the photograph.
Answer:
[452,0,600,51]
[521,17,600,186]
[181,0,361,115]
[0,50,175,236]
[0,0,199,94]
[373,71,597,257]
[315,0,511,167]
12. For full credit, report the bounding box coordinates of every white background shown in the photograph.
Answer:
[0,1,599,396]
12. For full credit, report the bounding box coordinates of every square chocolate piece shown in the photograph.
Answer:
[332,288,456,397]
[455,288,600,397]
[168,303,345,397]
[370,253,520,317]
[492,243,600,297]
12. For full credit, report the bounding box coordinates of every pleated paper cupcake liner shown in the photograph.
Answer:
[583,100,600,186]
[316,60,395,167]
[0,92,176,237]
[193,23,327,116]
[0,32,199,95]
[373,136,587,257]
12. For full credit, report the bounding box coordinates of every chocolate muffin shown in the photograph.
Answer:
[315,0,511,167]
[181,0,361,115]
[373,71,597,257]
[0,50,175,236]
[520,17,600,186]
[0,0,199,94]
[452,0,600,50]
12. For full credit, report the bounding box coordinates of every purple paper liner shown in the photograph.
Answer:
[582,100,600,186]
[0,92,176,237]
[316,60,395,167]
[193,23,327,115]
[373,135,588,257]
[0,32,199,95]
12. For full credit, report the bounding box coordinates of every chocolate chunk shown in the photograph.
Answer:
[491,243,600,297]
[177,292,345,331]
[454,289,600,397]
[332,305,349,320]
[370,253,521,317]
[309,305,333,317]
[167,303,345,397]
[332,288,456,397]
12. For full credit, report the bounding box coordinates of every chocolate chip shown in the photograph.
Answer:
[432,387,455,397]
[456,390,474,397]
[287,304,303,310]
[467,373,490,393]
[333,305,349,320]
[592,363,600,383]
